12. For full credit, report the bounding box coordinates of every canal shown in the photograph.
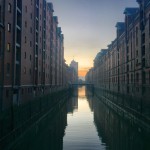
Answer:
[7,86,150,150]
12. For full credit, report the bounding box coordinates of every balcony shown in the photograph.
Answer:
[17,0,22,10]
[16,28,21,45]
[16,47,21,64]
[17,11,21,28]
[142,45,145,56]
[142,33,145,44]
[142,58,145,67]
[15,64,20,85]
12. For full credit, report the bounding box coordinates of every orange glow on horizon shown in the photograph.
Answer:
[78,67,91,77]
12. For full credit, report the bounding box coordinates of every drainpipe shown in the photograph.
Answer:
[10,0,18,130]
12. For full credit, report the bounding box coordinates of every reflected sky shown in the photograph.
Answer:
[63,86,106,150]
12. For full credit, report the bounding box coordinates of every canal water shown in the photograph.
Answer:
[8,86,150,150]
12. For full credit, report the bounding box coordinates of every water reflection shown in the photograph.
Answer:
[6,86,150,150]
[9,97,68,150]
[67,88,78,114]
[63,86,105,150]
[86,87,150,150]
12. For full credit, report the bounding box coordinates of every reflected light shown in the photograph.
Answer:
[78,86,86,97]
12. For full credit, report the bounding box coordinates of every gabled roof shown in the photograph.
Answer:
[47,3,54,12]
[115,22,125,30]
[94,49,107,61]
[53,16,58,24]
[124,8,139,16]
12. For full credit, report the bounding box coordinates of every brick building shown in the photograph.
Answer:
[0,0,67,110]
[86,0,150,116]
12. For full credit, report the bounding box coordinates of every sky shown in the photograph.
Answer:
[48,0,138,78]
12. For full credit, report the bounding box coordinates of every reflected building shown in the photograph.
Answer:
[91,95,150,150]
[67,88,78,113]
[5,96,68,150]
[85,87,94,112]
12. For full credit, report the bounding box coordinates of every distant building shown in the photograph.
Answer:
[70,60,78,83]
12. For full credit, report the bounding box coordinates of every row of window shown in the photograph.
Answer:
[24,52,32,60]
[94,71,150,84]
[5,87,33,98]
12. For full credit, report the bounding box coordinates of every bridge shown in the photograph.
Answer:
[71,83,94,86]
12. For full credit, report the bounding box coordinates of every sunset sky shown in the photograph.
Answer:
[49,0,138,78]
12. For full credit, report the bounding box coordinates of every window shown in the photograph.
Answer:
[25,6,27,12]
[8,23,11,32]
[149,14,150,37]
[136,27,138,46]
[130,32,132,40]
[127,46,129,53]
[24,52,26,59]
[136,50,138,57]
[142,33,145,44]
[30,41,32,47]
[149,71,150,84]
[6,63,10,75]
[131,74,133,83]
[8,3,11,12]
[25,36,27,43]
[0,6,2,22]
[29,69,31,75]
[30,27,32,33]
[30,13,32,19]
[127,56,129,62]
[142,58,145,67]
[30,55,32,60]
[136,59,138,67]
[22,89,24,95]
[7,43,10,52]
[127,86,129,93]
[127,74,129,84]
[0,31,1,53]
[25,21,27,28]
[127,64,129,72]
[142,71,146,84]
[6,90,9,98]
[136,73,139,83]
[24,67,26,74]
[142,45,145,56]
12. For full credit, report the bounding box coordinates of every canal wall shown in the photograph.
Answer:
[93,87,150,132]
[0,87,72,149]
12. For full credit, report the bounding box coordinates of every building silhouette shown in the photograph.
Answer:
[70,60,78,83]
